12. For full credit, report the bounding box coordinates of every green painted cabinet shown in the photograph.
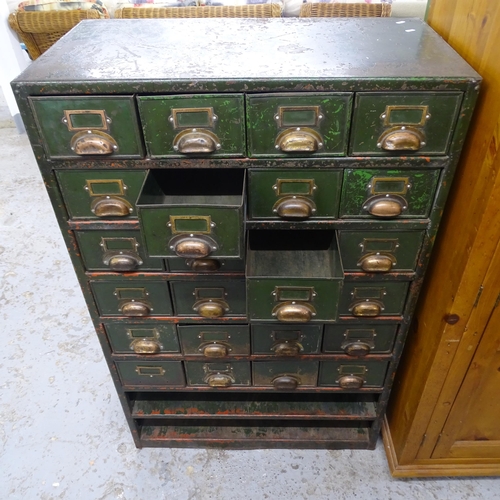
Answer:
[13,18,479,449]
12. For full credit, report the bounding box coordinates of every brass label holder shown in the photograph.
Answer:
[62,109,110,131]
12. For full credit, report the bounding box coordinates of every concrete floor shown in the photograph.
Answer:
[1,90,500,500]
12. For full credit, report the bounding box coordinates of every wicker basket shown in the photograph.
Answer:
[8,9,105,60]
[299,2,391,18]
[114,3,282,19]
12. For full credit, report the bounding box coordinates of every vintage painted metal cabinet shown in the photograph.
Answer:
[12,18,479,449]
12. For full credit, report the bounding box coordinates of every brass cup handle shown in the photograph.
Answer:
[343,341,372,357]
[205,373,234,388]
[272,375,299,390]
[169,234,218,259]
[338,375,365,389]
[201,343,229,358]
[173,129,221,154]
[193,299,229,319]
[363,194,407,218]
[358,253,396,273]
[350,300,383,318]
[120,300,151,317]
[90,196,133,218]
[102,251,143,272]
[377,126,426,151]
[272,302,316,323]
[70,130,118,155]
[273,196,316,220]
[272,342,302,357]
[130,339,161,355]
[186,258,221,272]
[275,127,323,153]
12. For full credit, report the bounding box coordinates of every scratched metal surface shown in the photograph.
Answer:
[13,18,479,85]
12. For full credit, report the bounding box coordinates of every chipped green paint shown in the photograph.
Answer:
[29,96,143,159]
[340,169,441,218]
[137,94,246,158]
[246,93,352,157]
[350,92,463,155]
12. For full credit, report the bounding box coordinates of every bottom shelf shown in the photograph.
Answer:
[139,419,374,449]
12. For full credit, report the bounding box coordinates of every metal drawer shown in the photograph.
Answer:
[29,96,143,159]
[137,94,245,157]
[318,360,390,389]
[185,361,251,388]
[340,169,440,219]
[247,168,342,220]
[75,230,164,272]
[323,323,399,356]
[246,230,344,322]
[91,279,173,317]
[339,282,410,318]
[338,230,425,273]
[56,170,146,219]
[251,324,323,356]
[253,361,319,389]
[179,325,250,357]
[246,93,352,157]
[103,321,179,355]
[170,280,246,319]
[116,361,185,387]
[137,169,245,259]
[350,92,462,156]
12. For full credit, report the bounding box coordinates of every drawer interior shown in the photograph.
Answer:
[137,168,245,207]
[247,230,343,278]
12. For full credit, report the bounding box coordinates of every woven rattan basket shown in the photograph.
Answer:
[8,9,105,60]
[299,2,391,17]
[114,4,282,19]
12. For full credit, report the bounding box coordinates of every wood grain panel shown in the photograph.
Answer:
[384,0,500,474]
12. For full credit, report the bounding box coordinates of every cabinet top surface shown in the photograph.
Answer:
[14,18,479,87]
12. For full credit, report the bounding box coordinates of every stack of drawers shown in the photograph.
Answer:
[13,18,479,449]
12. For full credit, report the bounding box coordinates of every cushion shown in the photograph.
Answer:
[17,0,109,16]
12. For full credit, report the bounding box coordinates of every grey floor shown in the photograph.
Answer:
[1,90,500,500]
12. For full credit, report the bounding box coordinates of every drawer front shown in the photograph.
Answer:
[166,257,245,273]
[75,230,164,272]
[253,361,319,389]
[137,94,245,157]
[340,169,440,219]
[248,169,342,220]
[185,361,251,387]
[350,92,462,156]
[56,170,146,220]
[339,282,410,317]
[170,280,246,318]
[91,280,173,317]
[323,323,399,356]
[138,169,245,259]
[104,321,179,354]
[251,324,323,355]
[246,93,352,157]
[29,96,143,159]
[318,360,390,389]
[338,230,425,272]
[179,325,250,357]
[116,361,185,387]
[247,279,341,322]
